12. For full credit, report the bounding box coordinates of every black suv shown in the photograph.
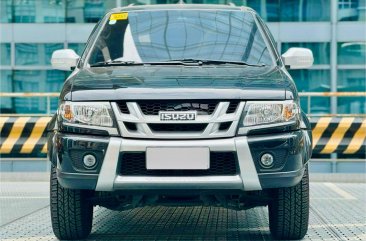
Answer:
[48,4,313,240]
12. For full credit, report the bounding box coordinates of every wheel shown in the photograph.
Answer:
[50,165,93,240]
[268,166,309,240]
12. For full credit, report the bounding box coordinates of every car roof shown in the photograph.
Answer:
[110,4,254,14]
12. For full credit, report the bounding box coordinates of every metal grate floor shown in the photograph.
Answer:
[0,183,365,241]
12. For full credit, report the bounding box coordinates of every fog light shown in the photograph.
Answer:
[260,153,274,167]
[83,154,96,168]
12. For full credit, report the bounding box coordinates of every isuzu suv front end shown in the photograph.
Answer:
[55,99,309,190]
[48,4,313,240]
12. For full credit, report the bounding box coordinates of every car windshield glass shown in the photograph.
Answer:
[88,10,274,66]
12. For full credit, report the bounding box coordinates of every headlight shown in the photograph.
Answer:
[242,101,300,127]
[59,102,114,127]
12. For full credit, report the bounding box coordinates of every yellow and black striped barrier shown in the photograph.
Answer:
[0,116,365,158]
[0,117,50,157]
[311,117,366,155]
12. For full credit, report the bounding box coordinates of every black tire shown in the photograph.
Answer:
[50,166,93,240]
[268,166,309,240]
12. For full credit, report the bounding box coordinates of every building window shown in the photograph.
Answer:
[66,0,116,23]
[337,69,366,114]
[4,0,117,23]
[280,0,330,22]
[15,43,64,66]
[338,42,366,65]
[0,0,12,23]
[0,43,11,66]
[68,43,86,55]
[337,41,366,114]
[338,97,365,114]
[244,0,330,22]
[337,69,366,92]
[13,0,65,23]
[12,70,66,113]
[289,69,331,114]
[0,71,13,113]
[338,0,366,21]
[0,0,338,23]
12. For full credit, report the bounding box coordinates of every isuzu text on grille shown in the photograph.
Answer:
[159,111,197,121]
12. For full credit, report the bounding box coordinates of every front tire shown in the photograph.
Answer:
[268,166,309,240]
[50,166,93,240]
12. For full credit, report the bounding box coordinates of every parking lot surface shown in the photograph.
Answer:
[0,181,365,241]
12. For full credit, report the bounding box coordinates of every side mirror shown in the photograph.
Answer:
[51,49,80,71]
[281,47,314,69]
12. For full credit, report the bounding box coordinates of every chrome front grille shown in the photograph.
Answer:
[111,100,245,139]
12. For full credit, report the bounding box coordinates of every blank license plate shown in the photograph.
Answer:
[146,147,209,170]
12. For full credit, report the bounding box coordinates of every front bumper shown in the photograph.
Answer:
[54,130,311,192]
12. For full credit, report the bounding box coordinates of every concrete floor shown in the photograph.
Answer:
[0,181,365,241]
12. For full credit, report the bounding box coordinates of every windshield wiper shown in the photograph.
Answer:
[203,59,265,66]
[90,60,143,67]
[159,59,265,67]
[90,59,266,67]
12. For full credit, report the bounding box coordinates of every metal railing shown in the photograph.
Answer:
[0,92,365,117]
[298,92,366,117]
[0,92,59,116]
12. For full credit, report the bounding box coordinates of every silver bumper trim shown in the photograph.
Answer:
[95,137,122,191]
[95,136,262,192]
[235,137,262,191]
[114,175,243,190]
[120,138,236,152]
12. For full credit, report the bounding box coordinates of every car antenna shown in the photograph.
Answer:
[228,2,236,6]
[178,0,185,4]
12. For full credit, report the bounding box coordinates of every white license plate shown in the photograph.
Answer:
[146,147,209,170]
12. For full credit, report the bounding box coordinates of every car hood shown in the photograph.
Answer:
[63,65,296,101]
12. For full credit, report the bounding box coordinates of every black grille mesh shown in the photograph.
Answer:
[116,100,241,115]
[226,101,240,113]
[120,152,237,176]
[124,122,137,131]
[137,100,219,115]
[117,102,130,114]
[148,123,207,132]
[219,122,232,131]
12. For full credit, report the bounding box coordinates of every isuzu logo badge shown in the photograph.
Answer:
[159,111,197,121]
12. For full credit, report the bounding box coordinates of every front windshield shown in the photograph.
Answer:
[88,10,274,66]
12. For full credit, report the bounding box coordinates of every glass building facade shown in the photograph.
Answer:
[0,0,365,114]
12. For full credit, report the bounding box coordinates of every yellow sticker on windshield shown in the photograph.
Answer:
[110,12,128,21]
